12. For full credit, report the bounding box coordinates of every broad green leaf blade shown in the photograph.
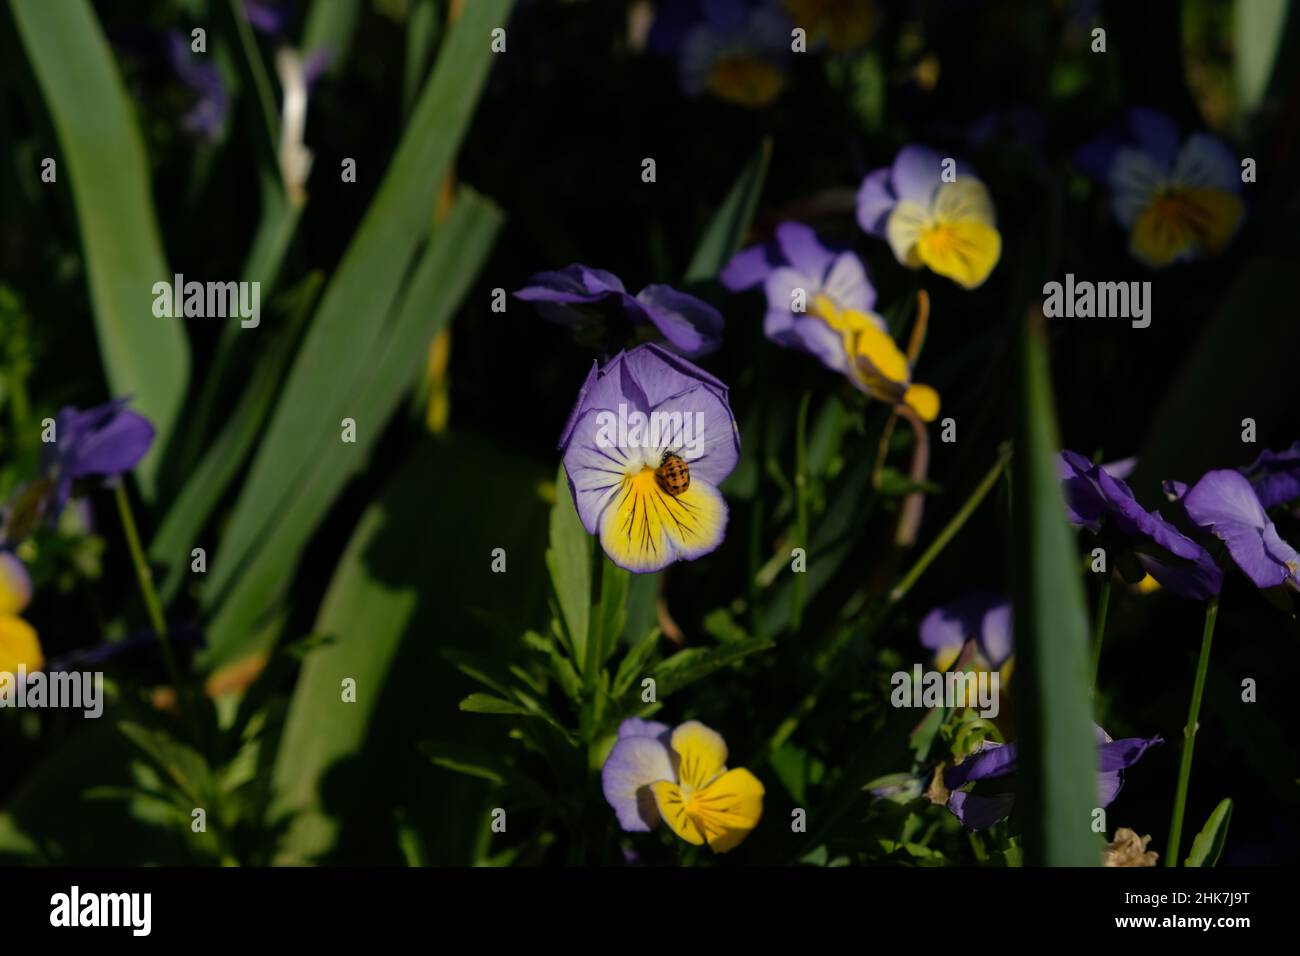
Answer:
[202,191,503,667]
[1185,797,1233,867]
[684,138,773,282]
[1011,317,1099,866]
[590,556,630,671]
[268,434,548,864]
[303,0,363,76]
[10,0,190,495]
[546,463,592,670]
[1234,0,1293,116]
[204,0,515,608]
[149,274,320,602]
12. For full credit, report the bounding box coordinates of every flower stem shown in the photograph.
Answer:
[1165,598,1219,867]
[114,483,185,703]
[791,389,813,633]
[1090,578,1111,688]
[892,404,931,548]
[758,444,1011,763]
[889,443,1011,604]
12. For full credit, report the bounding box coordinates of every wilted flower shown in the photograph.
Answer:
[1183,469,1300,589]
[919,591,1013,675]
[856,145,1001,289]
[649,0,790,108]
[1075,108,1243,268]
[517,265,723,358]
[1104,828,1159,867]
[559,344,738,573]
[816,299,940,422]
[781,0,878,52]
[602,718,764,852]
[944,725,1161,831]
[1238,441,1300,510]
[0,552,41,673]
[1059,450,1222,600]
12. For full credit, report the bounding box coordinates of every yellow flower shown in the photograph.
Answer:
[650,722,765,853]
[782,0,879,53]
[0,616,42,674]
[811,295,940,422]
[886,178,1001,290]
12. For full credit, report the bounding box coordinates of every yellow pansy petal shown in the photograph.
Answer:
[598,470,728,573]
[885,199,930,268]
[693,768,766,853]
[0,553,32,616]
[670,720,729,791]
[1130,188,1242,267]
[933,644,961,672]
[931,178,997,229]
[0,616,42,673]
[650,780,707,846]
[916,220,1001,289]
[903,383,940,422]
[850,320,910,385]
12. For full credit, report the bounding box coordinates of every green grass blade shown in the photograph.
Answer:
[10,0,190,495]
[684,138,772,282]
[201,191,503,667]
[150,274,322,601]
[268,435,548,864]
[204,0,514,607]
[1011,316,1099,866]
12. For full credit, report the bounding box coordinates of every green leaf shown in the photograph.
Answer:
[150,273,321,600]
[649,636,773,698]
[202,0,515,633]
[612,627,662,700]
[201,190,503,667]
[1234,0,1292,116]
[1185,797,1233,867]
[1011,318,1099,866]
[590,557,630,672]
[546,462,593,667]
[11,0,190,494]
[266,434,549,864]
[684,138,773,282]
[459,693,529,715]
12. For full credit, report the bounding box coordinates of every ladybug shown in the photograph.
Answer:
[655,451,691,497]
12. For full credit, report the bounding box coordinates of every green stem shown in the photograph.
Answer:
[791,389,813,632]
[759,444,1012,763]
[1090,577,1111,688]
[889,443,1011,604]
[115,484,186,706]
[1165,598,1219,868]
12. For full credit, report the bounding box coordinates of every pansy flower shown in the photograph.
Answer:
[856,145,1001,289]
[1183,469,1300,589]
[114,29,230,142]
[722,222,879,371]
[516,265,723,359]
[560,344,739,573]
[943,725,1161,831]
[781,0,878,52]
[919,591,1013,678]
[649,0,791,108]
[602,718,764,852]
[1058,450,1222,600]
[1075,108,1243,268]
[1238,441,1300,510]
[41,400,155,523]
[815,298,940,422]
[0,552,41,674]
